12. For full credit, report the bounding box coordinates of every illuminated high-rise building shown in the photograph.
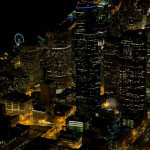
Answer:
[0,73,18,98]
[45,31,73,90]
[119,0,148,33]
[119,30,147,116]
[97,0,111,37]
[146,14,150,104]
[74,2,100,117]
[19,44,42,89]
[102,37,119,98]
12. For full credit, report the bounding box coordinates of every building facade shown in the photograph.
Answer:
[102,37,119,98]
[40,80,56,110]
[0,92,33,117]
[45,31,73,90]
[74,2,101,117]
[19,44,42,89]
[118,30,147,115]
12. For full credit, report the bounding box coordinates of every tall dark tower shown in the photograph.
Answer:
[74,2,100,117]
[118,30,147,127]
[146,14,150,104]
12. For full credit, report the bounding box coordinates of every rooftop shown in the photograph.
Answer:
[67,115,89,123]
[33,106,46,112]
[90,117,112,128]
[54,104,72,114]
[1,92,31,103]
[57,87,76,98]
[59,130,82,142]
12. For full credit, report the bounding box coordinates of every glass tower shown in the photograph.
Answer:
[74,2,100,117]
[119,30,147,114]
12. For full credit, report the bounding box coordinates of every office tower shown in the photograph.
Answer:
[146,14,150,104]
[119,0,148,33]
[40,80,56,110]
[12,68,30,92]
[118,30,147,127]
[45,31,73,90]
[0,72,18,97]
[74,2,100,117]
[19,44,42,89]
[98,0,111,37]
[102,37,119,98]
[96,0,112,97]
[97,0,111,64]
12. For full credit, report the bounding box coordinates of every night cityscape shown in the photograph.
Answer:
[0,0,150,149]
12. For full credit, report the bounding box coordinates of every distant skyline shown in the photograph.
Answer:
[0,0,78,51]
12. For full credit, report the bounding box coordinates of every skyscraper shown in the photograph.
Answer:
[103,37,119,98]
[146,15,150,104]
[74,1,100,117]
[45,31,73,90]
[118,30,147,125]
[19,44,42,89]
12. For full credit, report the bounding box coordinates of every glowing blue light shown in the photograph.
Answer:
[69,19,74,21]
[14,33,25,46]
[76,5,97,9]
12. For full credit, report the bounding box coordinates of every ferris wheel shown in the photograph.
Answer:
[14,33,25,46]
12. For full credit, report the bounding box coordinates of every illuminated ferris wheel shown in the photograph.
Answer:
[14,33,25,46]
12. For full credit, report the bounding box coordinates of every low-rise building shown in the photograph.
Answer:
[58,130,82,149]
[66,115,90,133]
[0,92,33,117]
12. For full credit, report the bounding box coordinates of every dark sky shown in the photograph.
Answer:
[0,0,78,51]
